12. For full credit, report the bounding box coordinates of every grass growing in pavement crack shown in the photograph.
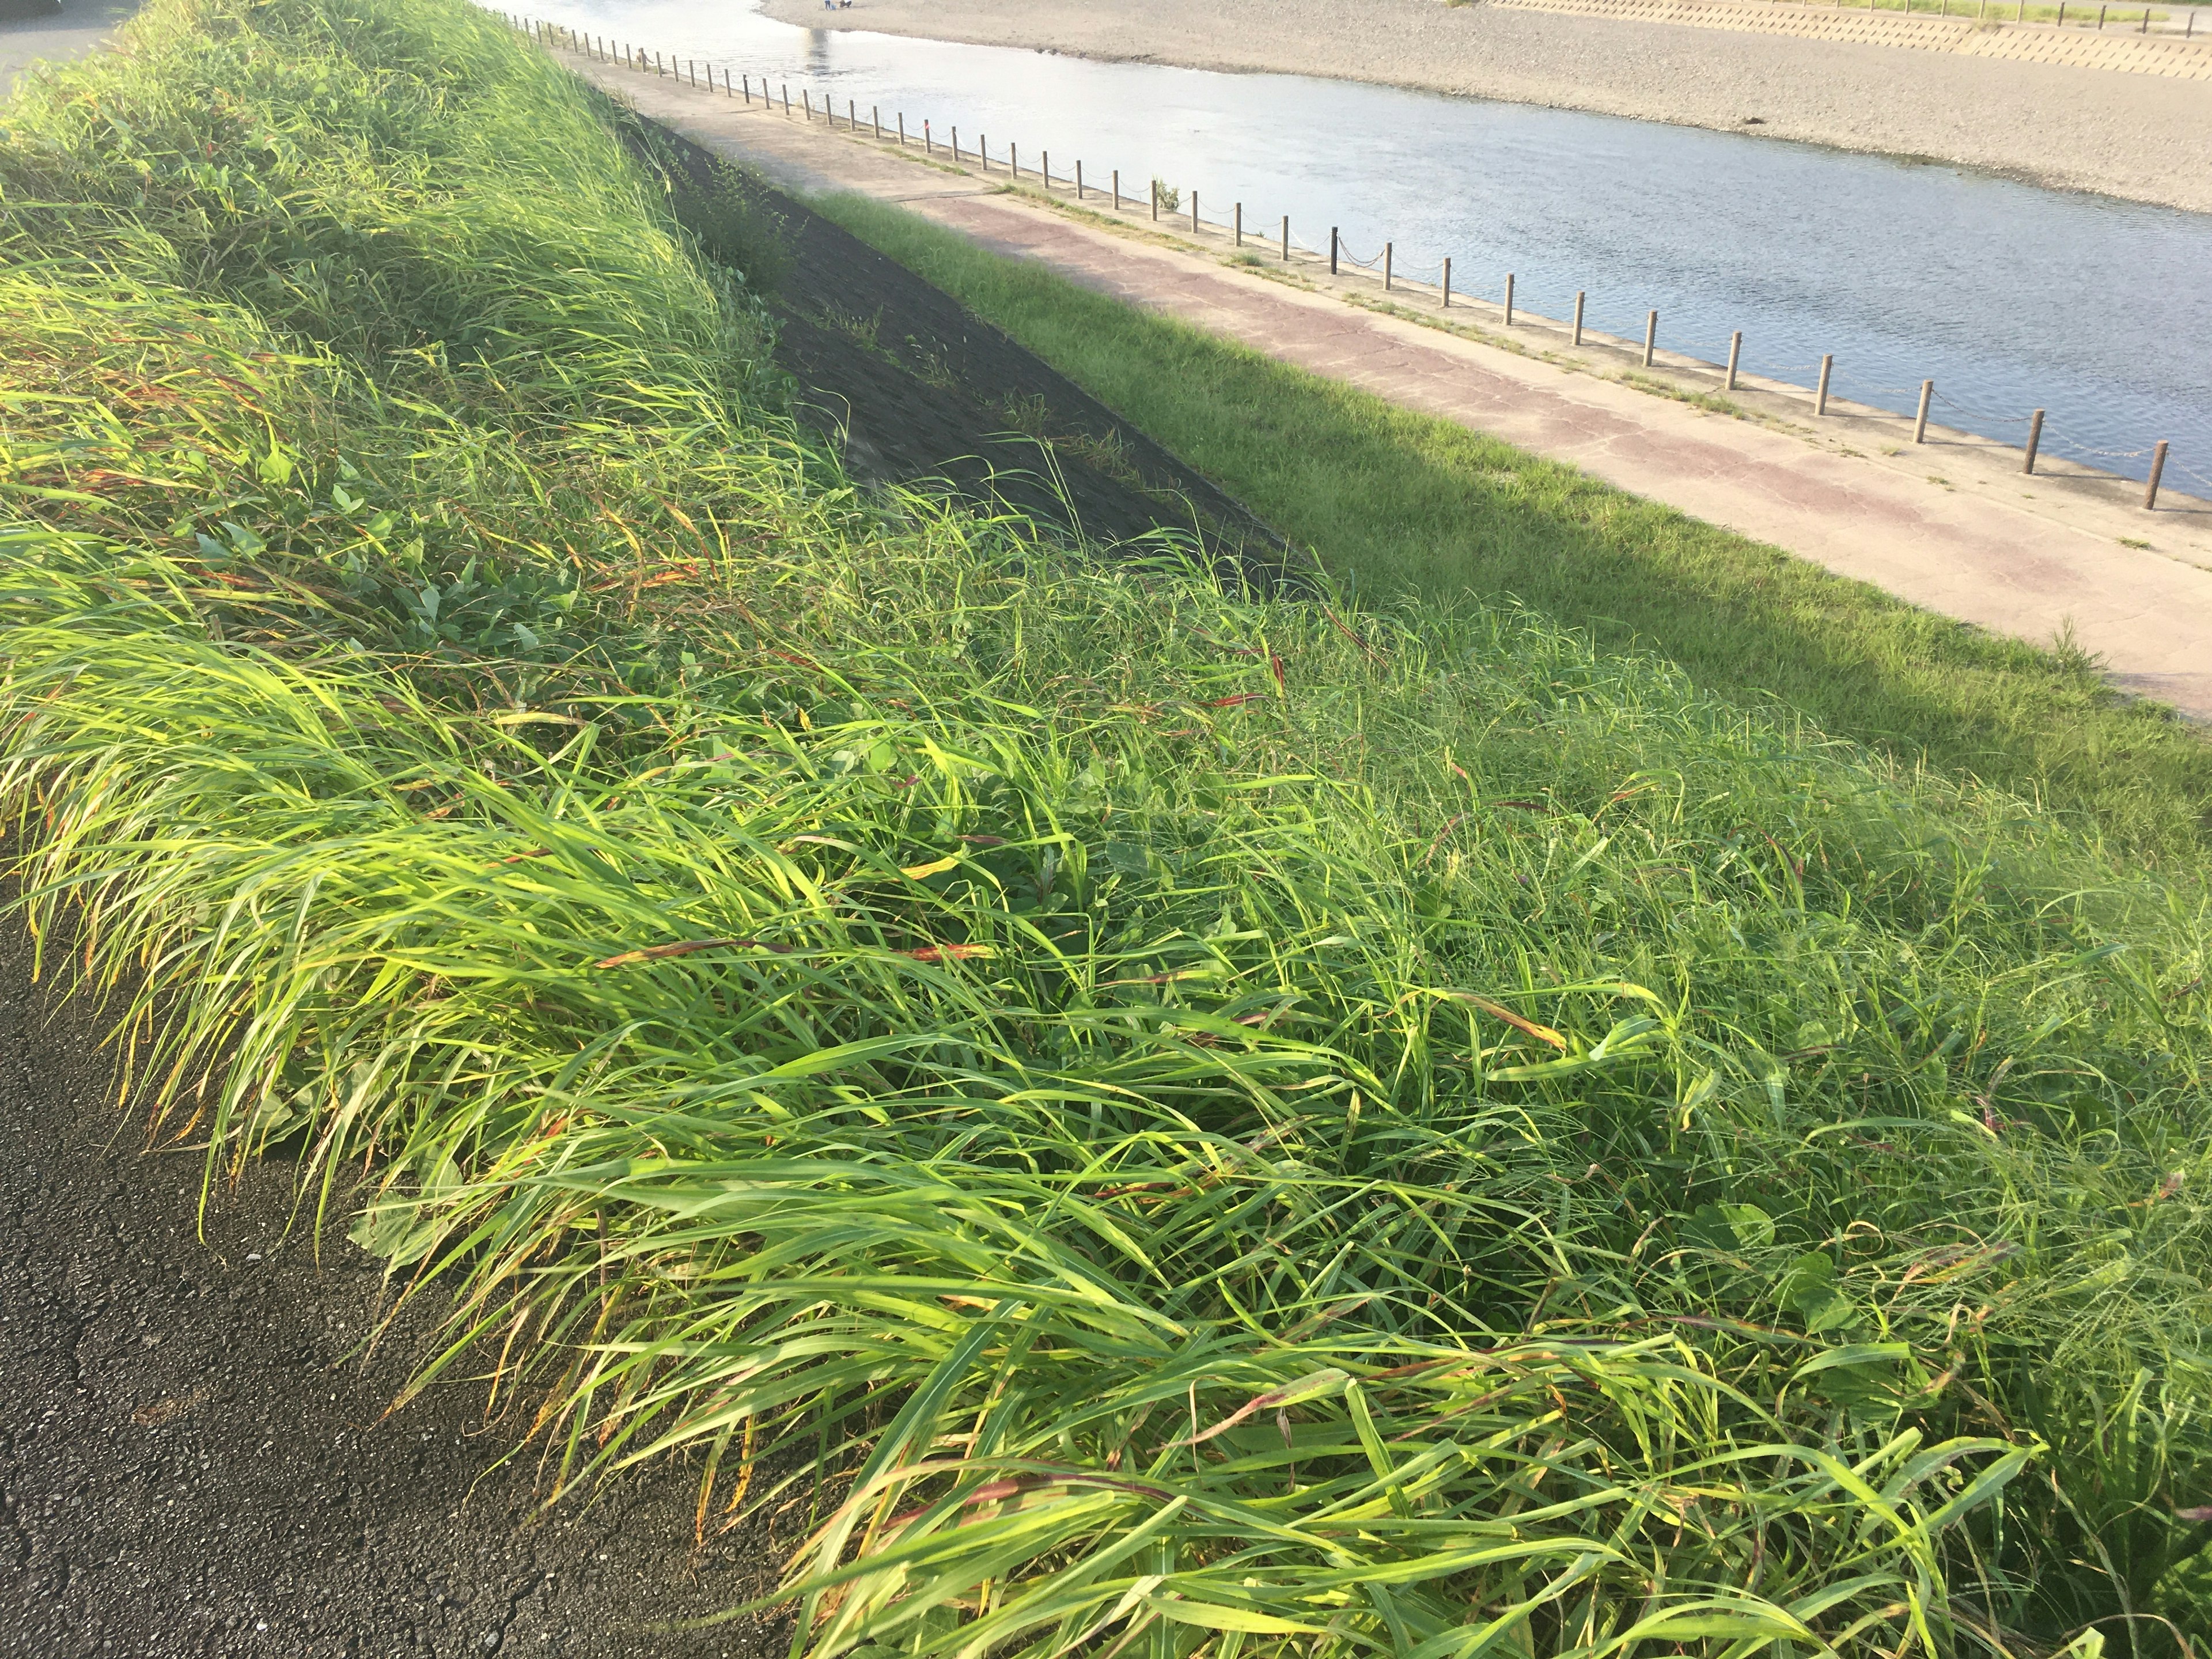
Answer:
[3,0,2211,1653]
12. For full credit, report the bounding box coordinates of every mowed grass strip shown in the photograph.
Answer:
[810,192,2212,867]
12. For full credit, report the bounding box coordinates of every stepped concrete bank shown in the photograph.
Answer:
[574,54,2212,718]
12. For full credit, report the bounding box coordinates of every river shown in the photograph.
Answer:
[518,0,2212,490]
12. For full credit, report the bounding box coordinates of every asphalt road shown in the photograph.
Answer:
[0,918,786,1658]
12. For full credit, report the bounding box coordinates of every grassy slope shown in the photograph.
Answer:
[2,2,2210,1653]
[809,192,2212,869]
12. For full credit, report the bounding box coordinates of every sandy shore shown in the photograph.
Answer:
[760,0,2212,214]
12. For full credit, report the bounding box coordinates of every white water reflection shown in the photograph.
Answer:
[526,0,2212,487]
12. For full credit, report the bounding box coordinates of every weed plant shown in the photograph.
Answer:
[2,1,2210,1654]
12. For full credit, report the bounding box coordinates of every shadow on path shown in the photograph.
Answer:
[0,921,785,1656]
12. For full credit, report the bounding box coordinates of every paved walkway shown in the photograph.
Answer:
[1,0,137,98]
[584,55,2212,718]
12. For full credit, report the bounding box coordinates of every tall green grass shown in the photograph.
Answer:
[3,1,2210,1653]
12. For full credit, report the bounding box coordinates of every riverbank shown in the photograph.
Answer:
[759,0,2212,214]
[577,56,2212,732]
[17,3,2212,1649]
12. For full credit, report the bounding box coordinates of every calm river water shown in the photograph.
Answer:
[522,0,2212,488]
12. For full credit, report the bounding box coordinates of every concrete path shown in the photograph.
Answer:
[1,0,137,97]
[579,54,2212,718]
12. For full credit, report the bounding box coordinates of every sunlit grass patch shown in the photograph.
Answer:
[2,1,2209,1654]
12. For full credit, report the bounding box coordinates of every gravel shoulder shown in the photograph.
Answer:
[760,0,2212,215]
